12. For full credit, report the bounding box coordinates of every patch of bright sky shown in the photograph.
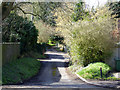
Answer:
[85,0,120,9]
[1,0,120,7]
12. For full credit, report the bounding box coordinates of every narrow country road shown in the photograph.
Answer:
[2,48,103,89]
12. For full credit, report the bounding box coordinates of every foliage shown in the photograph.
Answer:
[33,2,61,26]
[49,35,64,44]
[23,51,46,59]
[77,62,111,79]
[54,2,75,42]
[2,13,38,54]
[32,52,46,59]
[1,2,34,20]
[70,10,115,66]
[55,5,115,66]
[35,43,46,54]
[109,1,120,18]
[47,40,56,46]
[16,2,57,44]
[72,1,89,21]
[2,58,40,84]
[22,43,47,58]
[70,20,114,66]
[34,20,54,43]
[105,76,120,81]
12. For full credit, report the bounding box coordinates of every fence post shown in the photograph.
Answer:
[100,67,102,78]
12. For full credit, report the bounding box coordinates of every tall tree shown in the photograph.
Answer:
[109,1,120,18]
[32,2,61,26]
[72,1,89,22]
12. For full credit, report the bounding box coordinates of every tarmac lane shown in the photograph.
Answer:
[2,49,104,89]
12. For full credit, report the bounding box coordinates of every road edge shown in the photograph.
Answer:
[75,72,119,89]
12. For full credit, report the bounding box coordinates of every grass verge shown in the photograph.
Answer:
[77,62,120,80]
[2,58,41,85]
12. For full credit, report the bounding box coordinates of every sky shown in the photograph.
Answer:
[85,0,108,8]
[85,0,120,9]
[1,0,120,8]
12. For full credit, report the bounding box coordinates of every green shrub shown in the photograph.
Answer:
[66,7,115,66]
[55,4,116,66]
[2,13,38,54]
[49,35,64,44]
[24,51,46,59]
[105,76,120,81]
[2,58,40,84]
[35,43,46,54]
[77,62,111,79]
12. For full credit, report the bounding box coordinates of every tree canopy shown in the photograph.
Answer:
[109,1,120,18]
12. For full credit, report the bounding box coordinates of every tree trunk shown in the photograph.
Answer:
[1,2,14,20]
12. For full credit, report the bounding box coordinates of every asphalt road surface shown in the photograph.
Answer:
[2,49,104,89]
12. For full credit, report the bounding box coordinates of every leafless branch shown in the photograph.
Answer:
[16,6,42,18]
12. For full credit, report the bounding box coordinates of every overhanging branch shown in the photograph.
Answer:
[17,6,42,19]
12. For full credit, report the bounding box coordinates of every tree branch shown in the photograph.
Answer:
[16,6,42,19]
[1,2,38,20]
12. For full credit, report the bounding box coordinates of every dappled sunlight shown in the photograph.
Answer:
[45,51,67,56]
[38,59,66,62]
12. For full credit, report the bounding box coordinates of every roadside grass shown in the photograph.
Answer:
[2,58,41,85]
[77,62,120,80]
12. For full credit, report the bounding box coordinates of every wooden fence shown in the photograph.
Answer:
[2,43,20,64]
